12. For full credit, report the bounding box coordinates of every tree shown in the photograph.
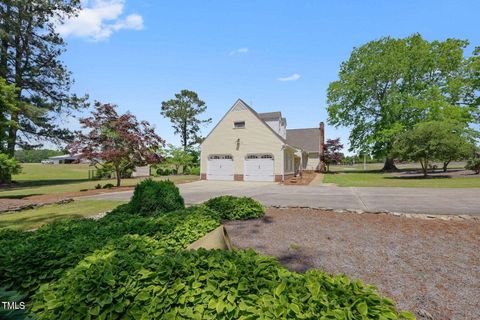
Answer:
[162,144,194,173]
[0,77,19,153]
[323,138,344,172]
[392,121,474,177]
[0,153,21,183]
[14,149,63,163]
[465,157,480,174]
[69,102,164,187]
[327,34,479,171]
[0,0,86,158]
[161,90,211,150]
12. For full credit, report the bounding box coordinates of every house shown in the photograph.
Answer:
[200,99,325,182]
[46,154,82,164]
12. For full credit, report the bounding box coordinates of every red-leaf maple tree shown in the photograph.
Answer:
[69,102,164,186]
[323,138,344,172]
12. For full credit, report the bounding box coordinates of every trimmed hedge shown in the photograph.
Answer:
[0,206,219,298]
[204,195,265,220]
[32,247,414,320]
[129,179,184,216]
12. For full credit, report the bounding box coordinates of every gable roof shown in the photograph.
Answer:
[200,99,287,146]
[286,128,319,152]
[258,111,282,121]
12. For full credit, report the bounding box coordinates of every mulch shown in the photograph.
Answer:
[224,208,480,320]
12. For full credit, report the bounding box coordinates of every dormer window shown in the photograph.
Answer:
[234,121,245,129]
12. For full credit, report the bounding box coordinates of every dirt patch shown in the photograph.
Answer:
[283,172,318,185]
[0,187,133,212]
[224,208,480,320]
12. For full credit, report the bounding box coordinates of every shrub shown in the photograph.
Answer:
[129,179,184,215]
[103,183,114,189]
[465,157,480,174]
[189,166,200,175]
[31,248,414,320]
[94,183,102,189]
[204,195,265,220]
[156,167,172,176]
[0,153,21,184]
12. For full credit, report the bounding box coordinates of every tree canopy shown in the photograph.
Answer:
[0,0,86,157]
[323,138,344,172]
[327,34,479,170]
[392,121,475,177]
[69,102,164,187]
[161,90,211,150]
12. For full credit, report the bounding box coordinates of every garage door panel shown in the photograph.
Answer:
[244,156,274,181]
[207,157,234,181]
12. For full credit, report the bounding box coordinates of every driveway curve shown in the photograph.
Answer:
[78,180,480,216]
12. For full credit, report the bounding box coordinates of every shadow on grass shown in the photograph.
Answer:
[385,175,451,180]
[0,194,42,199]
[2,178,90,190]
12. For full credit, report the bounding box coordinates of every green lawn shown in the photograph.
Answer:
[325,163,480,188]
[0,163,199,198]
[0,199,126,231]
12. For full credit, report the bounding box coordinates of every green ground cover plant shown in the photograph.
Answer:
[0,205,219,298]
[204,195,265,220]
[32,246,413,320]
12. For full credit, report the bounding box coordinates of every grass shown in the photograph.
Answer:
[0,199,126,231]
[325,162,480,188]
[0,163,199,198]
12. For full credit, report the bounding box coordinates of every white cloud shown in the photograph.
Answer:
[57,0,143,41]
[277,73,301,82]
[229,47,249,56]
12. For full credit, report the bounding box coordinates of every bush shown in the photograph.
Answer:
[94,183,102,189]
[31,248,414,320]
[465,157,480,174]
[129,179,184,216]
[0,205,219,299]
[0,153,21,184]
[156,167,172,176]
[103,183,114,189]
[204,195,265,220]
[189,166,200,175]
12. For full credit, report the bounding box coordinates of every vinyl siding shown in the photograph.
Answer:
[200,105,284,175]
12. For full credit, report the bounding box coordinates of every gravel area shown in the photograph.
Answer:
[224,208,480,320]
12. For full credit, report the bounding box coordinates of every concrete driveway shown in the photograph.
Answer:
[78,180,480,216]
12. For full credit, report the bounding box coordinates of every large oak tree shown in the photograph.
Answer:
[327,34,479,170]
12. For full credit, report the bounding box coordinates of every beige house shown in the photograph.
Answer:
[200,99,325,182]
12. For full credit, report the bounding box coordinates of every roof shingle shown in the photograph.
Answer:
[286,128,320,152]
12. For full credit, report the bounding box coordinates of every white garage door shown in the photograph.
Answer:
[207,155,234,180]
[244,154,275,181]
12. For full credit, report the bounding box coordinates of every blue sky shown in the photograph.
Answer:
[60,0,480,153]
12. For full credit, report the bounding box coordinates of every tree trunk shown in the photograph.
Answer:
[443,160,450,172]
[420,159,428,177]
[382,157,397,171]
[114,164,121,187]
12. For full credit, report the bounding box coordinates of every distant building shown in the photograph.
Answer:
[46,154,86,164]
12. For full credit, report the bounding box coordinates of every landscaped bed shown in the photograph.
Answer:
[0,182,414,319]
[225,208,480,320]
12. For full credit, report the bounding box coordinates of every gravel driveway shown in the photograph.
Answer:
[224,208,480,320]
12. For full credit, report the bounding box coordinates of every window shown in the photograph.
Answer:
[234,121,245,129]
[209,154,233,160]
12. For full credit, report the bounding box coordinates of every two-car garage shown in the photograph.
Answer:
[207,153,275,181]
